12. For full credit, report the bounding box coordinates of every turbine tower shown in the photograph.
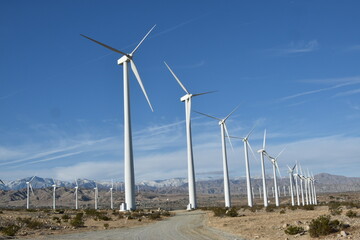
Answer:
[257,130,269,207]
[52,178,57,210]
[294,164,301,206]
[81,25,155,211]
[230,127,257,207]
[287,164,296,206]
[164,62,213,210]
[74,179,79,210]
[26,176,35,209]
[267,148,285,207]
[94,183,98,210]
[110,179,114,210]
[298,164,305,206]
[195,106,239,208]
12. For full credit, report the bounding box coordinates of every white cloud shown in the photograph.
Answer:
[268,40,319,56]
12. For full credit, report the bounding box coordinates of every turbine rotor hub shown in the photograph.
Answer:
[117,54,131,65]
[180,94,192,102]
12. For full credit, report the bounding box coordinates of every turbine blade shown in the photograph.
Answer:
[287,165,292,172]
[193,111,221,121]
[275,161,282,178]
[186,98,192,123]
[192,91,217,97]
[131,25,156,55]
[130,60,154,112]
[80,34,127,55]
[276,147,286,159]
[223,123,234,151]
[112,179,114,188]
[75,178,78,187]
[224,104,240,121]
[247,141,259,162]
[0,179,4,185]
[263,129,267,149]
[30,184,34,195]
[292,164,297,171]
[227,136,243,139]
[164,62,189,94]
[30,176,35,182]
[245,125,256,139]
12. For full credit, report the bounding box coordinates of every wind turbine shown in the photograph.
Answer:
[195,106,239,208]
[26,176,35,209]
[298,164,305,206]
[94,183,98,210]
[257,129,269,207]
[230,127,257,207]
[267,148,285,207]
[110,179,114,210]
[74,179,79,210]
[311,172,317,205]
[287,164,296,206]
[164,62,213,210]
[52,178,57,210]
[81,25,155,211]
[294,164,301,206]
[305,170,311,205]
[306,169,313,205]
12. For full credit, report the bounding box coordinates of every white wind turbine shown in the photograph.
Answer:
[81,25,155,211]
[164,62,213,210]
[74,179,79,210]
[257,130,269,207]
[26,176,35,209]
[287,164,296,206]
[195,106,239,208]
[304,170,310,205]
[306,169,313,205]
[230,127,257,207]
[298,164,305,206]
[94,183,98,210]
[267,148,285,207]
[52,178,57,210]
[110,179,114,210]
[310,173,317,205]
[294,164,301,206]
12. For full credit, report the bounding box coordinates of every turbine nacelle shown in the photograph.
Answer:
[117,54,132,65]
[180,93,192,102]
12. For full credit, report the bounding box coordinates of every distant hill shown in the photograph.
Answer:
[1,173,359,193]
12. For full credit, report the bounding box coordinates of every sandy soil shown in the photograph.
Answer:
[206,206,360,240]
[0,209,162,239]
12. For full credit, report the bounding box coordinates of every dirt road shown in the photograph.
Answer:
[27,210,243,240]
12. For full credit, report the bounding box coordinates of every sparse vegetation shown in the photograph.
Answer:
[104,223,109,229]
[308,215,346,238]
[284,225,304,235]
[301,205,315,211]
[16,217,44,229]
[70,212,84,228]
[346,210,357,218]
[265,205,276,212]
[1,224,20,236]
[279,209,286,214]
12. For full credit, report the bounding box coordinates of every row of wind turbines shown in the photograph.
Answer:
[79,25,318,210]
[23,177,118,210]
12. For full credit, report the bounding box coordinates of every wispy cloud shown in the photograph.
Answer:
[268,40,319,56]
[345,45,360,52]
[334,88,360,97]
[280,76,360,101]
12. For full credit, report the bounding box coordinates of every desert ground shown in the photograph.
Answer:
[0,191,360,239]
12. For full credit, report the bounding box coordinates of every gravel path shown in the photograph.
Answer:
[27,210,244,240]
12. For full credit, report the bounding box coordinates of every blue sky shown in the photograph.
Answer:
[1,0,360,181]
